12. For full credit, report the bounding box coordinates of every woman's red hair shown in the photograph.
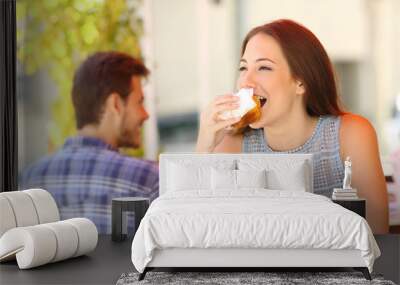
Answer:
[241,19,344,116]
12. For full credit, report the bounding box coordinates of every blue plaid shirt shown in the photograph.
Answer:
[20,136,159,234]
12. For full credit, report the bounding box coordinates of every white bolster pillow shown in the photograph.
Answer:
[64,218,98,257]
[0,226,57,268]
[0,189,60,238]
[23,189,60,223]
[0,191,39,228]
[42,221,79,262]
[0,196,17,237]
[0,218,98,269]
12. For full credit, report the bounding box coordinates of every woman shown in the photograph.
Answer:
[196,19,388,234]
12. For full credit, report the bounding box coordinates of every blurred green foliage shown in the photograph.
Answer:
[17,0,144,157]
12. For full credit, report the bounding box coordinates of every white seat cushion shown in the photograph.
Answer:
[24,189,60,223]
[0,196,17,237]
[64,218,98,257]
[0,189,98,269]
[42,221,79,262]
[0,218,98,269]
[0,191,39,227]
[0,189,60,236]
[0,225,57,269]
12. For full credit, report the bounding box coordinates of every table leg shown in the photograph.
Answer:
[112,201,124,241]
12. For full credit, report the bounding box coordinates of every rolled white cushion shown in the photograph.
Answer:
[0,191,39,227]
[42,221,79,262]
[0,226,57,269]
[0,219,98,269]
[64,218,98,257]
[24,189,60,223]
[0,196,17,237]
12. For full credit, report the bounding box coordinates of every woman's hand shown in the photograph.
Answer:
[196,94,241,153]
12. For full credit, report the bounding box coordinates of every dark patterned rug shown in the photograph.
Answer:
[116,271,396,285]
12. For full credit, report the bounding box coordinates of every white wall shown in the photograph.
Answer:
[238,0,368,61]
[149,0,237,117]
[150,0,200,116]
[370,0,400,154]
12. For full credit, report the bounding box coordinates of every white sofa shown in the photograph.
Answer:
[0,189,98,269]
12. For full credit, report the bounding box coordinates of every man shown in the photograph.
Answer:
[20,52,159,234]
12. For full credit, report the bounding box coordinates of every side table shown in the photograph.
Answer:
[112,197,149,242]
[332,198,366,218]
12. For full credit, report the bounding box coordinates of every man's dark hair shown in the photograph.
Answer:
[72,51,149,129]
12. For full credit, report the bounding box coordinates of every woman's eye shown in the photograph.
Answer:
[259,66,272,71]
[238,66,247,72]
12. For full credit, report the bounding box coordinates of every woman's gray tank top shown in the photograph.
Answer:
[242,115,344,197]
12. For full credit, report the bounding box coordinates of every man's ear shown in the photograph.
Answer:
[105,92,124,115]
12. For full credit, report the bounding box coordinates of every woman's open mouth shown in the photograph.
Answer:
[254,95,267,107]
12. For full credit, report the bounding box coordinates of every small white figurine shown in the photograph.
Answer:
[343,156,352,189]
